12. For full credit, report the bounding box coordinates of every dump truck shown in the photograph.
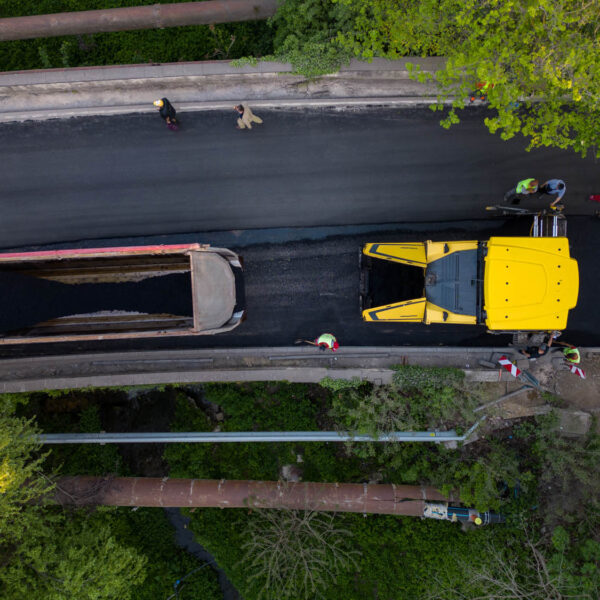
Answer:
[360,214,579,334]
[0,243,245,344]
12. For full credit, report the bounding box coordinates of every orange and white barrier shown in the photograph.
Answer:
[569,365,586,379]
[498,355,521,378]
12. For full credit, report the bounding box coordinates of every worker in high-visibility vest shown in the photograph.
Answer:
[315,333,339,352]
[469,81,494,103]
[554,341,581,364]
[504,178,538,204]
[563,346,581,364]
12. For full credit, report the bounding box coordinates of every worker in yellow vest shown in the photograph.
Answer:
[554,341,581,364]
[315,333,339,352]
[295,334,339,351]
[562,346,581,364]
[504,178,538,204]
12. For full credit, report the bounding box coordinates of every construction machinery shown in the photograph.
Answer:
[360,213,578,335]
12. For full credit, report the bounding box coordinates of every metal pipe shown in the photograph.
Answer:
[0,1,278,42]
[41,429,465,444]
[474,387,530,413]
[462,416,486,440]
[54,476,459,514]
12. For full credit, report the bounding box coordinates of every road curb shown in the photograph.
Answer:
[0,346,597,393]
[0,96,450,123]
[0,97,444,123]
[0,57,446,122]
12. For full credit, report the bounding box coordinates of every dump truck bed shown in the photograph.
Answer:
[0,244,244,344]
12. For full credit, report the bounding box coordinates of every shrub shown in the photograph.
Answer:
[241,509,359,600]
[268,0,353,76]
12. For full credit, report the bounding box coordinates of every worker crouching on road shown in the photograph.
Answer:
[538,179,566,208]
[519,342,548,360]
[518,330,558,360]
[504,178,538,205]
[235,104,263,130]
[558,343,581,365]
[154,98,179,130]
[316,333,339,352]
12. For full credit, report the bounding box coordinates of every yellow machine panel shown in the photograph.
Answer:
[362,241,479,266]
[362,243,427,267]
[363,298,426,322]
[424,303,477,325]
[484,237,579,331]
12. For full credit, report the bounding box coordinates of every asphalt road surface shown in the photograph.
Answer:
[0,217,596,357]
[1,107,599,249]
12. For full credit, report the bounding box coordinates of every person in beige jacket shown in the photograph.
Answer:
[234,104,263,130]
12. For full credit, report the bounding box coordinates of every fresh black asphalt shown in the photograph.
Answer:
[0,216,596,358]
[1,107,599,249]
[0,108,598,355]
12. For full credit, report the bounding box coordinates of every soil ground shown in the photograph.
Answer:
[519,351,600,432]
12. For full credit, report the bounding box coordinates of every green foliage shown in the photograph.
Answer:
[0,504,222,600]
[38,45,52,68]
[0,400,146,600]
[2,510,147,600]
[165,386,365,483]
[56,406,123,476]
[441,441,530,511]
[107,507,222,600]
[319,376,363,392]
[530,412,600,519]
[5,382,600,600]
[329,367,531,511]
[334,0,452,58]
[20,396,125,476]
[230,55,260,68]
[333,0,600,157]
[187,505,524,600]
[241,509,359,600]
[331,365,478,436]
[0,1,273,71]
[59,40,72,68]
[269,0,353,76]
[0,389,220,600]
[0,403,53,551]
[426,523,600,600]
[392,364,465,388]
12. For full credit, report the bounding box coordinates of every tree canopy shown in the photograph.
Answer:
[0,401,146,600]
[274,0,600,156]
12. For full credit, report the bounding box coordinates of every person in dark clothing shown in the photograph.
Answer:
[519,343,548,359]
[537,179,566,208]
[153,98,179,129]
[518,330,559,360]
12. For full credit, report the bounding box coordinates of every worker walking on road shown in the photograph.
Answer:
[295,333,340,352]
[504,178,538,205]
[153,98,179,130]
[235,104,263,130]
